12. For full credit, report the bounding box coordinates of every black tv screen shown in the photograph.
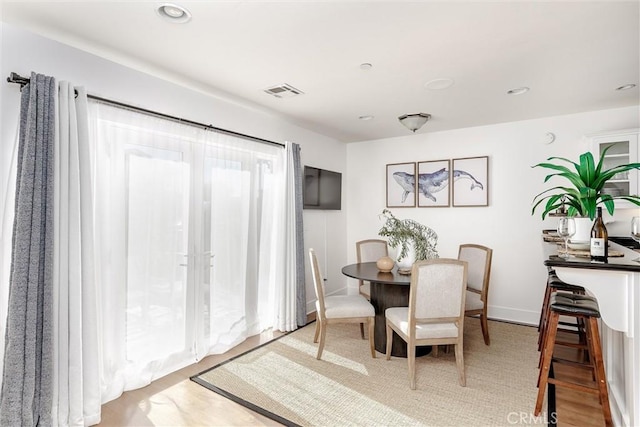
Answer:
[303,166,342,210]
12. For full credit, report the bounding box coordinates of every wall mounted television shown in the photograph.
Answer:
[303,166,342,210]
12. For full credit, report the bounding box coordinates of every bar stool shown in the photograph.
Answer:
[537,271,586,351]
[535,292,613,427]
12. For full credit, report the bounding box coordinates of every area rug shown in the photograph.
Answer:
[191,320,543,426]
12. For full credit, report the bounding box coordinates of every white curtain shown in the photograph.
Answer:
[88,103,288,401]
[52,82,100,426]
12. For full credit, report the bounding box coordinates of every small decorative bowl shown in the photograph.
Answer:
[376,256,394,273]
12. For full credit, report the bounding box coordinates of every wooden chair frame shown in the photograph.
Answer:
[458,243,493,345]
[309,248,375,360]
[385,258,468,389]
[355,239,388,298]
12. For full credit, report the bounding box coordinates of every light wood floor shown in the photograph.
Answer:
[97,325,606,427]
[97,328,285,426]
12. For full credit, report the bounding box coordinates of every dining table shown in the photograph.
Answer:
[341,262,430,357]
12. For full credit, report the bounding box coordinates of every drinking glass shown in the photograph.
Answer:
[631,217,640,261]
[632,217,640,243]
[557,217,576,258]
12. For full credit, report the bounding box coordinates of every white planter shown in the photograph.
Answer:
[395,242,416,273]
[572,217,594,243]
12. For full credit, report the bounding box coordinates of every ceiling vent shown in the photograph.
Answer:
[264,83,304,98]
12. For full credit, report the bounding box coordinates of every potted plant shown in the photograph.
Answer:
[378,209,439,270]
[531,147,640,240]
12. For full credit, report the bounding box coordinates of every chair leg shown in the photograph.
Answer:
[454,341,466,387]
[480,312,490,346]
[368,318,376,358]
[314,319,320,343]
[316,322,327,360]
[360,322,365,339]
[408,342,416,390]
[385,322,393,360]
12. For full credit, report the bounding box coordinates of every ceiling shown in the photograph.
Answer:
[1,1,639,143]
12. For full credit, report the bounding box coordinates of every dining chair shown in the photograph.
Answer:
[458,244,493,345]
[355,239,388,298]
[385,258,468,389]
[309,248,376,360]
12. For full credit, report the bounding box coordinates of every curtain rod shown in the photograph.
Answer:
[6,72,285,148]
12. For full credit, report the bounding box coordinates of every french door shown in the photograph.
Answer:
[91,103,283,398]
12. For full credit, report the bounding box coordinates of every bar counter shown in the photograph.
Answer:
[544,241,640,427]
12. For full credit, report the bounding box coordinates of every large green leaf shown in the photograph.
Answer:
[531,144,640,220]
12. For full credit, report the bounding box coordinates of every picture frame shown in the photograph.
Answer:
[386,162,416,207]
[417,159,450,207]
[452,156,489,207]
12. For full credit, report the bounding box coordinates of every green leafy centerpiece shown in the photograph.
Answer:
[378,209,438,273]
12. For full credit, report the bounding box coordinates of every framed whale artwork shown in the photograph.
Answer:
[386,162,416,207]
[417,160,450,207]
[452,156,489,207]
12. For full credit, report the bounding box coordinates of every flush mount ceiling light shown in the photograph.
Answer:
[359,63,373,70]
[156,3,192,23]
[358,115,374,121]
[507,87,530,95]
[398,113,431,133]
[616,84,637,91]
[424,78,454,90]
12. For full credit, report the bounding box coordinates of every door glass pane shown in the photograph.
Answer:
[202,157,247,347]
[125,146,190,362]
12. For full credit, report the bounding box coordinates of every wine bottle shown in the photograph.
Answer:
[590,207,608,261]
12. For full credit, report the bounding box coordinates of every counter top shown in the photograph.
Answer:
[544,241,640,273]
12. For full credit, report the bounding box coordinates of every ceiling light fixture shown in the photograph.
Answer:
[398,113,431,133]
[359,115,374,121]
[616,84,637,91]
[425,78,454,90]
[507,87,530,95]
[360,63,373,70]
[156,3,192,23]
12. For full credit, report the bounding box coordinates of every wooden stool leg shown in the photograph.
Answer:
[536,312,559,415]
[538,282,551,332]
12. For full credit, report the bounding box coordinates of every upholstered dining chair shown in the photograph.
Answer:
[385,258,468,389]
[309,248,376,360]
[458,244,493,345]
[355,239,388,298]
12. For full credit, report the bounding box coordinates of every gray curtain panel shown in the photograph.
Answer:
[292,143,306,327]
[0,72,55,426]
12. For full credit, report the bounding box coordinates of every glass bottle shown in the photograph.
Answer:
[590,207,608,261]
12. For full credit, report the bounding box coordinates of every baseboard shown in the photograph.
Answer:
[488,305,540,327]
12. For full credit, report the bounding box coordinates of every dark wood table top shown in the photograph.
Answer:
[544,242,640,273]
[341,262,412,285]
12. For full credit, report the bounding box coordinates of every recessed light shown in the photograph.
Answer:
[360,63,373,70]
[358,115,374,121]
[507,87,530,95]
[424,78,454,90]
[156,3,192,23]
[616,84,637,91]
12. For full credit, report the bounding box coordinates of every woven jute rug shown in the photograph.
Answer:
[192,319,544,426]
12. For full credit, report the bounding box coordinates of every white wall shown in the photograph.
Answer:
[346,107,640,325]
[0,23,347,317]
[3,24,639,327]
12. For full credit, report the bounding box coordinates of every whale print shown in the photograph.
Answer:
[393,168,484,203]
